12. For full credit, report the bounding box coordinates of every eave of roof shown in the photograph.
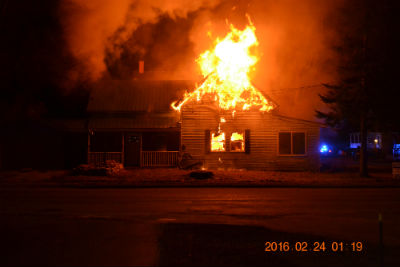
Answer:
[87,79,196,113]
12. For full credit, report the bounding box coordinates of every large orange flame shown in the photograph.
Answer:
[230,132,244,152]
[171,18,274,113]
[211,132,225,152]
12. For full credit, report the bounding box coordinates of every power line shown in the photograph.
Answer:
[267,82,334,94]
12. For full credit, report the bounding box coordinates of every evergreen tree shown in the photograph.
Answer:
[317,0,398,177]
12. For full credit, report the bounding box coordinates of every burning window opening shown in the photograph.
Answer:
[230,132,245,152]
[171,17,275,114]
[211,132,226,152]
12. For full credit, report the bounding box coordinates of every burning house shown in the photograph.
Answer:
[173,22,321,170]
[87,20,321,170]
[179,105,320,170]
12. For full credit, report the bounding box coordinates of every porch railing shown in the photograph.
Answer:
[88,152,123,167]
[141,151,179,167]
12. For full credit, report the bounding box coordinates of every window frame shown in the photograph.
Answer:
[208,130,248,153]
[230,131,245,153]
[277,131,307,156]
[210,131,227,152]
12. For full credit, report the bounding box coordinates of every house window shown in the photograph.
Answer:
[279,132,291,154]
[230,132,245,152]
[279,132,306,155]
[206,129,250,153]
[91,132,122,152]
[211,132,226,152]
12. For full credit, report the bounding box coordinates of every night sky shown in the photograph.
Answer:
[0,0,398,122]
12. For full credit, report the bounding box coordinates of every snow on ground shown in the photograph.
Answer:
[1,167,399,187]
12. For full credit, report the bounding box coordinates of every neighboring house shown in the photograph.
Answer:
[349,132,382,150]
[87,78,322,170]
[349,132,400,161]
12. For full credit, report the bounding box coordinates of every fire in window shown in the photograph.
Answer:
[230,132,244,152]
[211,132,226,152]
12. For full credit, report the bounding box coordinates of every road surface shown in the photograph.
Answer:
[0,187,399,266]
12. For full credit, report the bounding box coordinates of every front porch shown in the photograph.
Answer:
[87,151,179,167]
[87,130,180,167]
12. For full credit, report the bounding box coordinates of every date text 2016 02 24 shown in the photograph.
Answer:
[264,241,363,252]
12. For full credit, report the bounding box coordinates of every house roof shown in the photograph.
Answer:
[87,79,195,129]
[86,79,324,130]
[88,79,196,113]
[272,113,325,127]
[88,115,180,130]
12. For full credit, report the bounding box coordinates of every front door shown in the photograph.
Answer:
[124,133,141,166]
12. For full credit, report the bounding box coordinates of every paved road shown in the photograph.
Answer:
[0,187,399,266]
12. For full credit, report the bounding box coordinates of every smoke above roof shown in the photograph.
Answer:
[59,0,344,120]
[59,0,219,81]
